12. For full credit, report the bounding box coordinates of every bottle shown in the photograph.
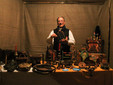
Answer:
[96,34,99,40]
[93,32,96,40]
[15,45,18,57]
[99,35,101,41]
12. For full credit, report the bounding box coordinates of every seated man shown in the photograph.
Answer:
[47,16,75,59]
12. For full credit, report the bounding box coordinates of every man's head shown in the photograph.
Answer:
[57,16,65,28]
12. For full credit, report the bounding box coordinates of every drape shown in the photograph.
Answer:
[0,0,24,50]
[109,0,113,67]
[23,3,101,55]
[1,0,113,67]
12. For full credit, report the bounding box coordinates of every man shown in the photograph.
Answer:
[47,16,75,52]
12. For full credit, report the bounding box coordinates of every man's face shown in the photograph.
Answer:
[57,17,65,28]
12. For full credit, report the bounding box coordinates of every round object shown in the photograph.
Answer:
[33,64,56,74]
[62,69,69,71]
[73,68,80,71]
[80,50,89,61]
[78,62,86,68]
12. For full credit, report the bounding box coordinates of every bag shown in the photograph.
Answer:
[4,60,17,72]
[17,63,32,71]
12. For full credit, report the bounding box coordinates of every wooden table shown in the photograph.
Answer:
[0,65,113,85]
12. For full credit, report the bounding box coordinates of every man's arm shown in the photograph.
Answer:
[68,30,75,45]
[47,30,75,45]
[47,30,57,44]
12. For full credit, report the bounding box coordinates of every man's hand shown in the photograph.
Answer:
[61,39,67,42]
[60,37,68,43]
[51,33,57,38]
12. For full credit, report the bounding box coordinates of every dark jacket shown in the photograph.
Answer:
[53,25,70,52]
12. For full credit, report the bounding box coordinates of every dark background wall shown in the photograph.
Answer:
[0,0,24,50]
[23,3,100,55]
[0,0,113,67]
[109,0,113,67]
